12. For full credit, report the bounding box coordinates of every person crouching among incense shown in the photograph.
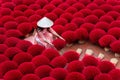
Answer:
[34,17,65,49]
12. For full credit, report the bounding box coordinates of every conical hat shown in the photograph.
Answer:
[37,17,54,28]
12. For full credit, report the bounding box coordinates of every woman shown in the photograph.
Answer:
[34,17,65,49]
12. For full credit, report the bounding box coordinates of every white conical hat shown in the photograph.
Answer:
[37,17,54,28]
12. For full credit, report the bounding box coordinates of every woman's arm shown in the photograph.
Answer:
[49,28,65,41]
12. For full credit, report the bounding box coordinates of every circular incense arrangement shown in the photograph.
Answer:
[0,0,120,80]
